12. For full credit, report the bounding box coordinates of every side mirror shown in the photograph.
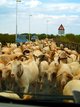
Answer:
[73,90,80,103]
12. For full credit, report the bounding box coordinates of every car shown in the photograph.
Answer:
[31,36,39,41]
[16,34,28,43]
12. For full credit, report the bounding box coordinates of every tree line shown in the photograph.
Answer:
[0,33,80,45]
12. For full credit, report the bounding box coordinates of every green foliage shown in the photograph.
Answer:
[65,33,75,42]
[59,36,70,43]
[53,34,80,44]
[0,34,15,45]
[0,33,80,44]
[75,35,80,43]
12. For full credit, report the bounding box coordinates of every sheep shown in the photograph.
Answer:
[63,80,80,103]
[10,59,39,94]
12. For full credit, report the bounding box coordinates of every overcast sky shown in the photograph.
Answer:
[0,0,80,34]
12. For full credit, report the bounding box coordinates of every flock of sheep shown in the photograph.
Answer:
[0,38,80,102]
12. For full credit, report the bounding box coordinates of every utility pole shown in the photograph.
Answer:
[29,15,32,41]
[46,20,49,38]
[15,0,21,42]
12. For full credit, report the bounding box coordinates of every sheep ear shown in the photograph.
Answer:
[58,57,61,64]
[67,73,73,79]
[17,64,23,78]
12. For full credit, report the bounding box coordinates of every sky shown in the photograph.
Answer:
[0,0,80,34]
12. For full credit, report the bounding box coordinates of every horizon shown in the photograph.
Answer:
[0,0,80,34]
[0,32,80,35]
